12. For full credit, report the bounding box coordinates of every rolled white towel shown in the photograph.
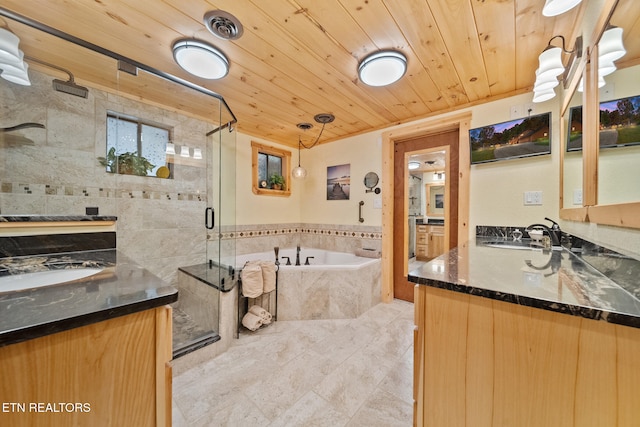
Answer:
[241,312,263,331]
[249,304,272,325]
[260,261,277,293]
[241,261,264,298]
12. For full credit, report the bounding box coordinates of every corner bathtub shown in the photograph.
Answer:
[234,248,382,320]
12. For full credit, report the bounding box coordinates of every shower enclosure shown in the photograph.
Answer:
[0,7,237,358]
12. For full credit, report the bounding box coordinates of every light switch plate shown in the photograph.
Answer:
[573,189,583,205]
[373,198,382,209]
[524,191,543,205]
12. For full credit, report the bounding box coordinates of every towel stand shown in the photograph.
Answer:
[236,264,279,337]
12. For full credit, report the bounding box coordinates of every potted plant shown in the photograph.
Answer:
[98,147,155,176]
[269,173,286,190]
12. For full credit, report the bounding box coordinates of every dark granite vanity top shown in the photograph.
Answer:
[408,237,640,329]
[0,249,178,347]
[0,215,117,222]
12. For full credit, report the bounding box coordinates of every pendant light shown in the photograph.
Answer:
[542,0,582,17]
[292,113,335,179]
[292,138,307,179]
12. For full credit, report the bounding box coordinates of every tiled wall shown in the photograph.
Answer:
[1,70,212,286]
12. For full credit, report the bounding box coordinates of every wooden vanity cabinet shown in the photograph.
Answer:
[416,224,444,261]
[0,306,173,427]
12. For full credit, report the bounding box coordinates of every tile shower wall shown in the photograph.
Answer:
[0,70,211,285]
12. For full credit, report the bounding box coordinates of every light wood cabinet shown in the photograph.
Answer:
[0,306,173,427]
[414,286,640,427]
[415,224,444,261]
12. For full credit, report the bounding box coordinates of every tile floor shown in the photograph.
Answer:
[172,299,415,426]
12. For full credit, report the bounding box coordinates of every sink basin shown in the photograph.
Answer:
[0,268,104,293]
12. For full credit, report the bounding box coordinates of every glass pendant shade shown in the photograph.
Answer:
[598,60,616,77]
[533,68,560,92]
[0,60,30,86]
[577,75,606,93]
[180,145,190,157]
[193,148,203,159]
[542,0,582,17]
[0,28,21,64]
[165,142,176,155]
[292,165,307,179]
[532,88,556,103]
[598,27,626,64]
[172,39,229,79]
[358,50,407,87]
[537,46,565,80]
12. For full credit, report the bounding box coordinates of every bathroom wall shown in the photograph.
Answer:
[0,69,214,285]
[234,86,640,260]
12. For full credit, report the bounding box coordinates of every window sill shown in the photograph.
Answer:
[252,186,291,197]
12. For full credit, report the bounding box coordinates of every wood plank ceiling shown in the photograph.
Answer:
[1,0,638,148]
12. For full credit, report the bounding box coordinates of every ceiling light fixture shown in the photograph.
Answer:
[358,50,407,87]
[292,113,335,179]
[542,0,582,17]
[172,39,229,79]
[598,25,626,64]
[408,161,421,170]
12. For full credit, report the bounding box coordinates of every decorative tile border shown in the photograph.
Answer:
[216,224,382,241]
[0,181,204,202]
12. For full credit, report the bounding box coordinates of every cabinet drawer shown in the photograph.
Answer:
[417,225,428,233]
[416,233,428,244]
[416,245,428,257]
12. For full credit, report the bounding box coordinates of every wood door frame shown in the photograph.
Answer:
[381,112,471,302]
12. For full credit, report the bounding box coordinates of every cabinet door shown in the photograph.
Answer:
[427,226,445,258]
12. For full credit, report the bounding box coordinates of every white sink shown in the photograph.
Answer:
[0,268,104,293]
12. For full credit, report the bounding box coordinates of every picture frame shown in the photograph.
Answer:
[469,112,551,164]
[327,164,350,200]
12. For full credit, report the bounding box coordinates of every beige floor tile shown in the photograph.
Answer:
[171,299,415,426]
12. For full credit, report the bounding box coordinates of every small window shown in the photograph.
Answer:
[103,112,173,178]
[251,141,291,196]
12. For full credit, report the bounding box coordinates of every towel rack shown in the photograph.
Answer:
[358,200,364,223]
[236,263,279,337]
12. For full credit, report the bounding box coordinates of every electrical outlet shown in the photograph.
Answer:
[573,189,583,205]
[524,191,543,206]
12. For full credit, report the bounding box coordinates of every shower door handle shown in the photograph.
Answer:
[205,207,215,229]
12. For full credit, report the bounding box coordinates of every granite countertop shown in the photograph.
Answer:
[408,238,640,329]
[0,249,178,347]
[0,215,117,222]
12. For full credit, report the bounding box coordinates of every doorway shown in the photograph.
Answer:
[380,112,471,303]
[392,130,459,302]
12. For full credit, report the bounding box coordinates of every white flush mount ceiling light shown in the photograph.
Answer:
[172,39,229,79]
[358,50,407,87]
[542,0,582,17]
[408,161,421,170]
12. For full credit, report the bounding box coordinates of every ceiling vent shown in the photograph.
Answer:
[204,10,244,41]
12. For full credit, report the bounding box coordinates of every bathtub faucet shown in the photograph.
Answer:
[295,245,301,266]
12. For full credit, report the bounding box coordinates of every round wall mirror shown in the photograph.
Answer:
[364,172,380,193]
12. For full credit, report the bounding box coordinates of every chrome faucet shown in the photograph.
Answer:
[295,245,301,266]
[526,217,562,250]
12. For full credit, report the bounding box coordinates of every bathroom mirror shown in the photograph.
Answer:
[559,0,640,228]
[364,171,380,193]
